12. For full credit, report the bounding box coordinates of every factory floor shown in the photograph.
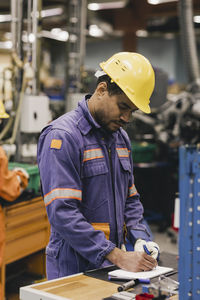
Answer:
[150,224,178,256]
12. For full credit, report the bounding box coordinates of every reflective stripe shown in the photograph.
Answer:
[83,148,104,162]
[116,147,130,157]
[44,188,82,206]
[128,184,137,197]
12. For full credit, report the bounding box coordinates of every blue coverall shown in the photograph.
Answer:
[37,95,151,280]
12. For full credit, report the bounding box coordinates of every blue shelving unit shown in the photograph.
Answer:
[179,145,200,299]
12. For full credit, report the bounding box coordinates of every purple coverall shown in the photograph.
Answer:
[37,95,151,280]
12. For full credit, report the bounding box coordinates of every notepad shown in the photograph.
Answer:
[108,266,173,280]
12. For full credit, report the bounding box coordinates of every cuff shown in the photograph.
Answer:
[96,241,116,267]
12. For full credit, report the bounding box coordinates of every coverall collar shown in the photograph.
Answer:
[77,95,117,141]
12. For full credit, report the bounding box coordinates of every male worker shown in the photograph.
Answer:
[37,52,160,280]
[0,101,29,298]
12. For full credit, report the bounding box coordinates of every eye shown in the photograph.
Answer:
[118,104,127,111]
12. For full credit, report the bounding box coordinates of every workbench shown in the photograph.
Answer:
[20,252,178,300]
[0,196,50,299]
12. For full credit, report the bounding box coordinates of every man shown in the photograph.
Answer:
[0,101,29,298]
[37,52,160,280]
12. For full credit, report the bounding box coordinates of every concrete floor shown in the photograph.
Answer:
[150,224,178,256]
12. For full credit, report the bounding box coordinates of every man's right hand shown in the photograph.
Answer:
[105,247,157,272]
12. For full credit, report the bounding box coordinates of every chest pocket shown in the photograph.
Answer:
[82,161,108,178]
[118,157,131,173]
[82,147,108,177]
[116,147,131,173]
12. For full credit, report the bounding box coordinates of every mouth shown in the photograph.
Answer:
[113,121,122,128]
[114,121,127,127]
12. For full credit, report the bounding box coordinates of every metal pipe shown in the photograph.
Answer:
[11,0,17,51]
[178,0,200,91]
[27,0,32,59]
[80,0,87,72]
[16,0,23,58]
[32,0,42,95]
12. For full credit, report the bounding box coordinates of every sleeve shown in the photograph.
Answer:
[123,141,152,244]
[0,206,5,267]
[0,147,27,202]
[37,129,115,267]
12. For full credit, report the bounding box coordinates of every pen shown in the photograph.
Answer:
[117,279,135,292]
[143,245,152,255]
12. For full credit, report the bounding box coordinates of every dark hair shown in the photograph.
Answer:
[96,74,124,96]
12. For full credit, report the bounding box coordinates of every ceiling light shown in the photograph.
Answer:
[89,25,104,37]
[41,7,63,18]
[29,33,35,43]
[148,0,177,5]
[88,3,100,11]
[0,8,63,24]
[0,41,12,49]
[0,14,11,22]
[88,1,127,11]
[51,28,69,41]
[136,30,148,37]
[41,29,69,42]
[194,15,200,23]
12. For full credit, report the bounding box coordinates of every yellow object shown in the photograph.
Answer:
[50,139,62,149]
[91,223,110,240]
[0,101,9,118]
[100,52,155,114]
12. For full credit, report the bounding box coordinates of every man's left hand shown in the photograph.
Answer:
[134,239,160,261]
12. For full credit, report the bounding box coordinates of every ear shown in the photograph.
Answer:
[96,82,107,96]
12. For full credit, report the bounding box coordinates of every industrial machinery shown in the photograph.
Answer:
[0,0,87,163]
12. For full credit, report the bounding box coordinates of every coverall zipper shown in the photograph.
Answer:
[107,146,119,246]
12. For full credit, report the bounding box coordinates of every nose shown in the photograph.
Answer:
[120,110,131,123]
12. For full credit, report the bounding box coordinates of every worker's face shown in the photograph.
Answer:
[91,82,138,132]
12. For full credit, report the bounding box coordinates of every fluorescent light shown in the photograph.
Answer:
[50,28,69,41]
[42,29,69,42]
[88,3,100,11]
[148,0,177,4]
[0,41,12,49]
[89,25,104,37]
[0,14,11,22]
[41,7,63,18]
[136,30,148,37]
[0,8,63,24]
[88,1,126,11]
[194,15,200,23]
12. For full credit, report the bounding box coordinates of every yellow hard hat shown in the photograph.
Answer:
[100,52,155,114]
[0,101,9,118]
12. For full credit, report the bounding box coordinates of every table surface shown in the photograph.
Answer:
[20,252,178,300]
[84,251,178,295]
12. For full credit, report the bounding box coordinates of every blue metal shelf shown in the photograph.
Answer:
[179,145,200,300]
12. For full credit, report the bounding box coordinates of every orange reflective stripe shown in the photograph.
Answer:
[44,188,82,206]
[116,147,130,157]
[128,184,137,197]
[91,223,110,240]
[83,148,104,162]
